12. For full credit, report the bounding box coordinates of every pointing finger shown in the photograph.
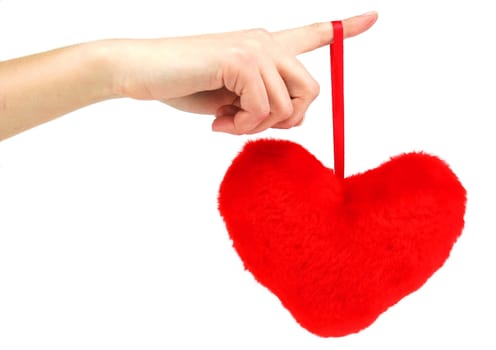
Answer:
[274,11,378,55]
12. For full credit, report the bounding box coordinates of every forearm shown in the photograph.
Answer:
[0,41,118,141]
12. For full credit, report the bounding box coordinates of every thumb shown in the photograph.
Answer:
[274,11,378,55]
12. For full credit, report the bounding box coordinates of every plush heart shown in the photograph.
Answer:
[218,139,466,337]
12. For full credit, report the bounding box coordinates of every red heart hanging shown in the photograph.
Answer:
[217,22,466,337]
[218,139,466,337]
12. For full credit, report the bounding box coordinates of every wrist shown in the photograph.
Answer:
[83,40,123,101]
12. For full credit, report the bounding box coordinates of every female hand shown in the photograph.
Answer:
[111,12,378,134]
[0,12,377,140]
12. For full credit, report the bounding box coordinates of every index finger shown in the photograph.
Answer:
[274,11,378,55]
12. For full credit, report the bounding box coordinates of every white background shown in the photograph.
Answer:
[1,0,495,349]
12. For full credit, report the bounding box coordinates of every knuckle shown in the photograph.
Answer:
[286,114,305,128]
[256,107,271,120]
[276,121,293,129]
[226,28,276,65]
[308,80,320,99]
[227,46,255,65]
[246,28,271,40]
[294,114,305,127]
[225,28,275,70]
[272,117,295,130]
[251,101,270,118]
[278,102,294,119]
[241,28,273,53]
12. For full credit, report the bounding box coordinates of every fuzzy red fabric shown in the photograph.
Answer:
[218,139,466,337]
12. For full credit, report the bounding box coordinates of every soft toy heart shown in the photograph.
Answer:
[218,139,466,337]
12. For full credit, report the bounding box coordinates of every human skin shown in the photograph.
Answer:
[0,12,377,141]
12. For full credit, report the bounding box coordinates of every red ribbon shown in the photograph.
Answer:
[330,21,344,179]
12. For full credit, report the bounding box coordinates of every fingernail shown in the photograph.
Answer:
[212,118,234,133]
[360,11,377,17]
[212,123,226,133]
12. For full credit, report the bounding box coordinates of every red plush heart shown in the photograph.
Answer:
[218,139,466,337]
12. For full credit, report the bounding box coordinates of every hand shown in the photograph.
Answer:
[111,12,378,135]
[0,12,377,141]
